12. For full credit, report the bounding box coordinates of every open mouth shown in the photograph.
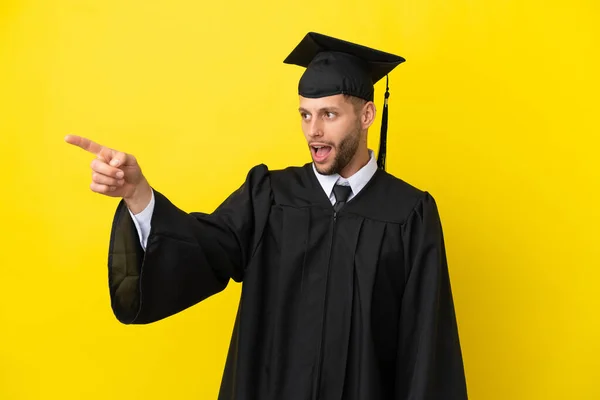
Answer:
[311,145,333,163]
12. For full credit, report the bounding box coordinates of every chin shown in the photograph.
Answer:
[313,160,328,173]
[314,160,339,176]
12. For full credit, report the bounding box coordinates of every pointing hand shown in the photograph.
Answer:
[65,134,152,213]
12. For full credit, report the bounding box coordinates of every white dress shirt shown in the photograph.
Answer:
[128,150,378,250]
[311,149,378,205]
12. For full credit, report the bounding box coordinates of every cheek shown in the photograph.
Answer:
[328,119,353,141]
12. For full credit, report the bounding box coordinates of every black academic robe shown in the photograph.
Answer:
[107,163,468,400]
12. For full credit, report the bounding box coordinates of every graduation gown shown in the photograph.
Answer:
[107,162,468,399]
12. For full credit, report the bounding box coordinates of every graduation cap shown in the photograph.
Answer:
[284,32,405,170]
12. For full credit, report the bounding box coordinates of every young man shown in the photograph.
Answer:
[66,32,467,399]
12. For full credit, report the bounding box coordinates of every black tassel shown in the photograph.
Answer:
[377,75,389,171]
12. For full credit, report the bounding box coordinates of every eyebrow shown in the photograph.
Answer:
[298,107,342,114]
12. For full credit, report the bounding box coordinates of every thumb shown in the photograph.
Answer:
[109,151,128,167]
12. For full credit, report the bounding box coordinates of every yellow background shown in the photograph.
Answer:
[1,0,598,399]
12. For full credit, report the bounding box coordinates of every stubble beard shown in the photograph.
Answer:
[315,121,362,176]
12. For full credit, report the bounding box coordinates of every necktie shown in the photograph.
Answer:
[333,184,352,212]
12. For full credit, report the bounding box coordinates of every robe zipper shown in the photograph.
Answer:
[313,210,337,400]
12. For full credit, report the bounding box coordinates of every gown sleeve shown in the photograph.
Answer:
[396,192,468,399]
[107,164,272,325]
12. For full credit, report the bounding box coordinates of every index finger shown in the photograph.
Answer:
[64,134,104,155]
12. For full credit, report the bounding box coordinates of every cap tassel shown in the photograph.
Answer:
[376,75,389,171]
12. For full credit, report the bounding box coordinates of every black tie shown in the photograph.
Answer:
[333,184,352,212]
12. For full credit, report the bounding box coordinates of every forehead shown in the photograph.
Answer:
[298,94,350,110]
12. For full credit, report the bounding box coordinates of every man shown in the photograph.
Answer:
[66,32,467,399]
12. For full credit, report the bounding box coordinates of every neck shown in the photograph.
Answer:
[338,145,370,179]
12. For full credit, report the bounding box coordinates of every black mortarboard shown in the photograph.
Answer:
[284,32,405,170]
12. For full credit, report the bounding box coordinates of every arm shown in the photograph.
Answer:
[395,192,468,399]
[108,164,273,324]
[63,136,272,324]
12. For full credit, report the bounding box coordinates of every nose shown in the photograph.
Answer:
[308,119,324,138]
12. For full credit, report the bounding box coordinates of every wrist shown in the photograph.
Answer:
[124,179,152,214]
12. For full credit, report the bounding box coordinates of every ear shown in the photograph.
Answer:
[361,101,376,130]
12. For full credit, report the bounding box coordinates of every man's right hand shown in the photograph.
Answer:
[65,134,153,214]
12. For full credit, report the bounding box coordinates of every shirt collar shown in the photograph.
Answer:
[312,150,378,199]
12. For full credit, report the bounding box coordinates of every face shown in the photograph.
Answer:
[299,94,373,176]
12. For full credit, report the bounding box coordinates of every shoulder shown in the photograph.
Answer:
[245,163,308,178]
[251,162,313,190]
[242,162,312,196]
[244,162,324,208]
[378,170,427,200]
[362,170,438,224]
[268,163,311,180]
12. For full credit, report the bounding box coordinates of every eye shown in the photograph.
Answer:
[325,111,336,119]
[300,112,311,121]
